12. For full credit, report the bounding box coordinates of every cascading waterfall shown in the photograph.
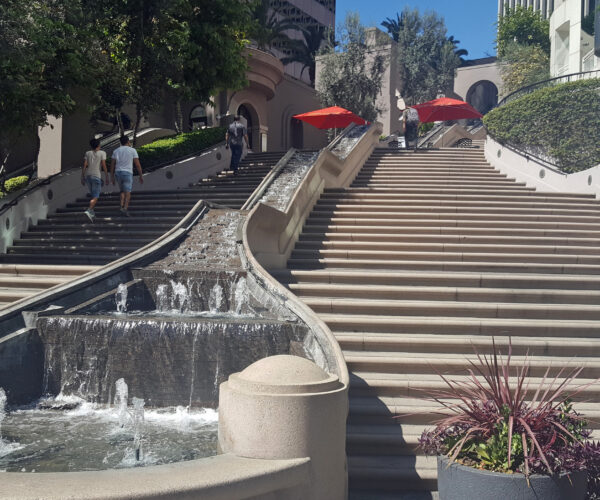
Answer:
[0,388,6,440]
[131,397,145,461]
[208,283,223,313]
[232,277,247,315]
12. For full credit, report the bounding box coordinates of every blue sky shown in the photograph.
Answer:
[335,0,499,59]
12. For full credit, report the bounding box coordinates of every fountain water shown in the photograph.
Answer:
[114,378,129,428]
[0,387,6,439]
[208,283,223,313]
[232,277,247,315]
[115,283,128,313]
[131,397,145,461]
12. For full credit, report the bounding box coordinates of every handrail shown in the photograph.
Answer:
[0,140,226,217]
[486,70,600,173]
[325,123,356,152]
[240,148,296,211]
[497,69,600,107]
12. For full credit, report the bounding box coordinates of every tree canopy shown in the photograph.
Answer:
[317,13,386,123]
[496,6,550,57]
[499,41,550,94]
[0,0,90,173]
[382,7,461,105]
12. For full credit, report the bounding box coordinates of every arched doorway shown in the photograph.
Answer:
[291,118,303,149]
[466,81,499,116]
[237,104,258,150]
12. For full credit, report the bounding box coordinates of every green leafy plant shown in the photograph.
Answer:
[484,79,600,172]
[135,127,226,170]
[4,175,29,194]
[419,338,595,481]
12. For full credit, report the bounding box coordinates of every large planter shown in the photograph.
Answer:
[437,456,587,500]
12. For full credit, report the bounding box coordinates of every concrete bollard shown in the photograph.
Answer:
[218,355,348,500]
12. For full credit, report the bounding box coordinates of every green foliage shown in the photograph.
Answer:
[317,13,387,123]
[3,175,29,194]
[499,41,550,94]
[0,0,90,172]
[418,122,435,135]
[496,6,550,57]
[248,0,294,52]
[382,7,461,105]
[484,79,600,172]
[136,127,225,169]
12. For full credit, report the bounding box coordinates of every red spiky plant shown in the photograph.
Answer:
[419,338,595,479]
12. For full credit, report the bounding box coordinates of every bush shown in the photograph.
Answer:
[4,175,30,193]
[136,127,226,170]
[484,79,600,172]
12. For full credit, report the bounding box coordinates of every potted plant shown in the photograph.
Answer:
[418,339,599,500]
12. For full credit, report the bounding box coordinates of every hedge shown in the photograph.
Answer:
[4,175,29,193]
[484,79,600,173]
[136,127,226,170]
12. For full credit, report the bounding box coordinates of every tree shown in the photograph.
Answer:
[280,25,332,86]
[496,6,550,57]
[93,0,252,141]
[0,0,89,175]
[317,13,386,123]
[499,41,550,94]
[383,7,461,105]
[248,0,294,53]
[447,35,469,63]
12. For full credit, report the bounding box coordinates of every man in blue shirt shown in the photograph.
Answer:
[110,135,144,216]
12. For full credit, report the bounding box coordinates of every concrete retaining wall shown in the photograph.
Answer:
[485,137,600,197]
[0,143,233,253]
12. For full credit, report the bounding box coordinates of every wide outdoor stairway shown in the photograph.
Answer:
[0,151,284,309]
[274,147,600,499]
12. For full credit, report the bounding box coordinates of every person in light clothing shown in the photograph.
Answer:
[110,135,144,216]
[225,115,249,173]
[81,138,108,222]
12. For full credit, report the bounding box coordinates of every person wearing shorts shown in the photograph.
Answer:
[110,135,144,216]
[81,138,108,222]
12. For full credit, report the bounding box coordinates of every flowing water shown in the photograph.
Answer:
[0,396,217,472]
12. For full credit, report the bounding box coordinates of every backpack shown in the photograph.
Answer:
[405,108,420,125]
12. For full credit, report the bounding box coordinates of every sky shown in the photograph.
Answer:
[335,0,499,60]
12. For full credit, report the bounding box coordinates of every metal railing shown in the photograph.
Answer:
[486,70,600,173]
[497,69,600,107]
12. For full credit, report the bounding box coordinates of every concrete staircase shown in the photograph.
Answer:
[0,151,284,308]
[274,148,600,498]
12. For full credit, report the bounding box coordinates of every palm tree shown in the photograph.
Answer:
[381,13,406,42]
[447,35,469,63]
[249,0,295,53]
[280,25,332,86]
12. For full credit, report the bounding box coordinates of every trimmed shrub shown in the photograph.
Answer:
[4,175,30,193]
[136,127,226,170]
[484,79,600,173]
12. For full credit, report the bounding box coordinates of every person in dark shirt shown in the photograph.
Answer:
[225,116,250,173]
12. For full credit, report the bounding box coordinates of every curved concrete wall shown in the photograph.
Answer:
[485,136,600,196]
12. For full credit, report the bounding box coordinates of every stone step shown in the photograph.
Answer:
[335,332,600,357]
[306,210,600,224]
[13,237,155,247]
[303,218,600,231]
[7,244,137,255]
[0,253,114,265]
[320,313,600,338]
[303,296,600,320]
[0,275,70,288]
[298,232,600,246]
[348,371,600,400]
[20,229,164,239]
[344,350,600,378]
[348,455,437,492]
[327,188,596,200]
[287,283,600,305]
[0,264,96,275]
[290,249,600,266]
[312,204,600,217]
[287,257,600,275]
[294,240,600,256]
[315,198,600,209]
[273,269,600,290]
[301,225,600,238]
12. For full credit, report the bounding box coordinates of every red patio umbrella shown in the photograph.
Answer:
[293,106,367,129]
[411,97,483,123]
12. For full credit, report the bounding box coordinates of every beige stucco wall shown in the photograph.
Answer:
[267,75,328,152]
[550,0,592,76]
[455,62,504,102]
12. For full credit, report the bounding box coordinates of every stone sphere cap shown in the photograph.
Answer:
[228,355,342,395]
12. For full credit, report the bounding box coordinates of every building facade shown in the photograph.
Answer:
[498,0,596,19]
